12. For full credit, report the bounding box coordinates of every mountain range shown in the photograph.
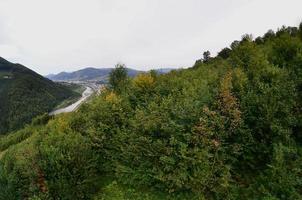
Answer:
[46,67,175,82]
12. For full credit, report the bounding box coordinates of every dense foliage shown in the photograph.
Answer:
[1,24,302,199]
[0,58,80,134]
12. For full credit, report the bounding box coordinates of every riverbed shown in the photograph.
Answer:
[49,87,93,115]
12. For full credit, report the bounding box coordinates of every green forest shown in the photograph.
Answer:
[0,24,302,199]
[0,59,80,135]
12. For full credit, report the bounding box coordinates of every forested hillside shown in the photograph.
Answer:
[0,58,80,134]
[0,24,302,199]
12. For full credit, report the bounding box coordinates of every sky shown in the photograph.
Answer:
[0,0,301,75]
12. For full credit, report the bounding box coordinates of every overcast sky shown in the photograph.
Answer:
[0,0,301,75]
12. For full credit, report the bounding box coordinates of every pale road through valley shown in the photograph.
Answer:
[49,86,94,115]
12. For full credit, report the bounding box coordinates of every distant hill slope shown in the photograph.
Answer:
[46,67,142,82]
[46,67,176,82]
[153,68,176,74]
[0,57,79,134]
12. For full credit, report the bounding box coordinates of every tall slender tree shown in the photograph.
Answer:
[109,63,128,93]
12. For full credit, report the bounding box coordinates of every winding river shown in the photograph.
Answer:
[49,86,93,115]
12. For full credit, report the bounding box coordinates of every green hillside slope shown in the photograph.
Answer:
[0,57,79,134]
[0,24,302,199]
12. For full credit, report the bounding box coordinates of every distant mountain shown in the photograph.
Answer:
[0,57,79,134]
[46,67,142,82]
[153,68,176,74]
[46,67,177,83]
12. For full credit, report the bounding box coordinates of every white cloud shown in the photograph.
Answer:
[0,0,301,75]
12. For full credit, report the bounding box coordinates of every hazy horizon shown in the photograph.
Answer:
[0,0,301,75]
